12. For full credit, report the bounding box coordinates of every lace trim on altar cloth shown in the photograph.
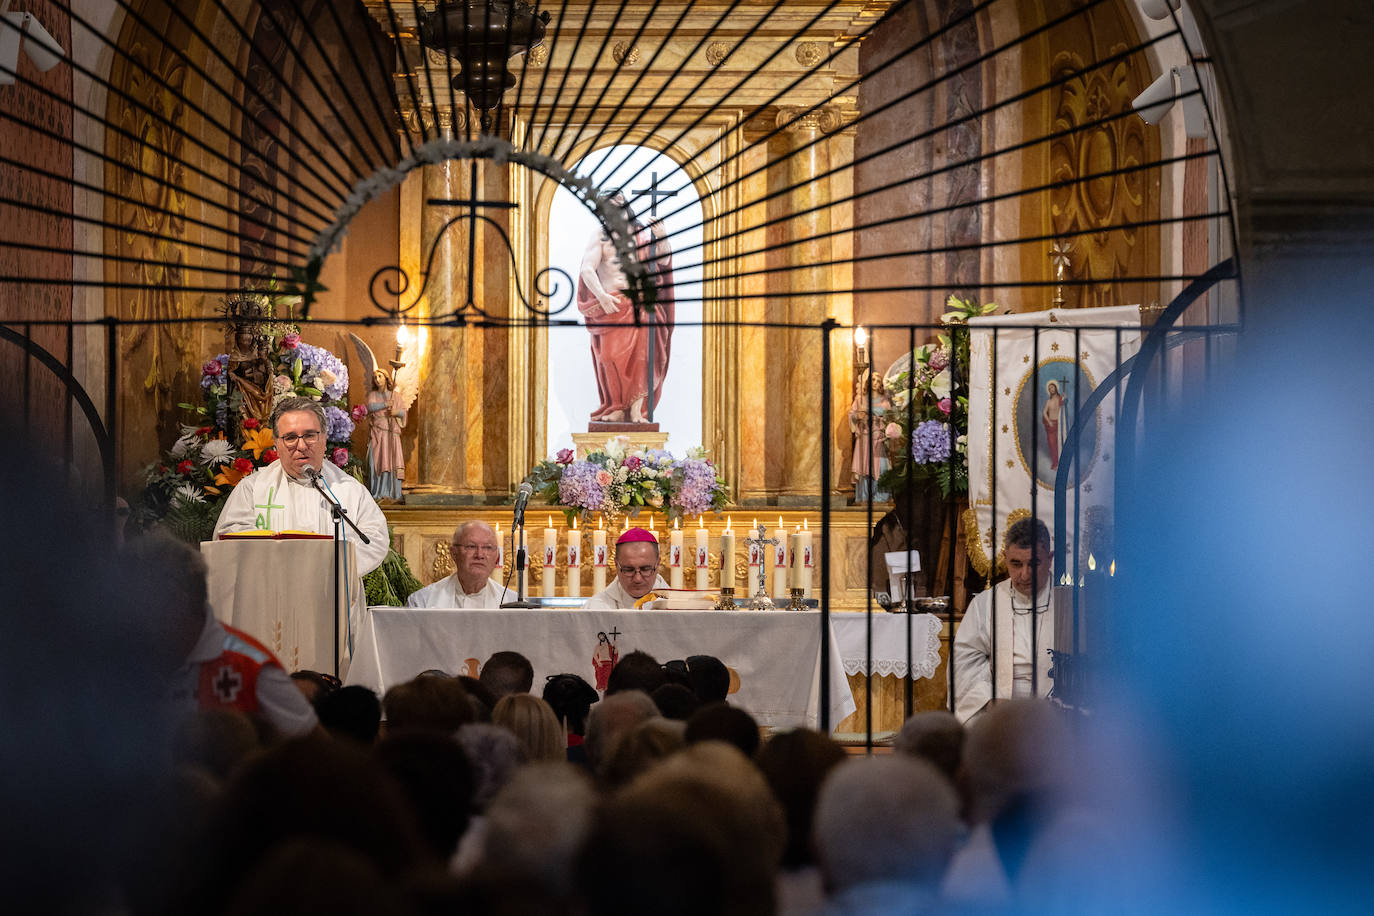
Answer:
[835,613,943,680]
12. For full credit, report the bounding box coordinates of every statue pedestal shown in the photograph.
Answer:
[572,428,669,459]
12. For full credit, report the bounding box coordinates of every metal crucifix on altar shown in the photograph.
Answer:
[744,522,779,610]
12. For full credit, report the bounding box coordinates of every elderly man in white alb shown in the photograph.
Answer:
[212,396,390,575]
[407,520,512,608]
[583,528,670,609]
[952,517,1057,723]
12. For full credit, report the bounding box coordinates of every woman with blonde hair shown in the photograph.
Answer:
[492,694,565,763]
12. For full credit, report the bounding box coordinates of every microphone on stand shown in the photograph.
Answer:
[512,480,534,529]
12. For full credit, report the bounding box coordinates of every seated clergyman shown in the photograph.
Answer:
[583,528,670,609]
[407,520,512,608]
[212,396,390,575]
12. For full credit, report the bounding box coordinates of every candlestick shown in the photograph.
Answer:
[542,516,557,598]
[695,516,709,590]
[592,517,608,594]
[567,519,582,598]
[720,518,735,589]
[669,518,684,589]
[771,516,789,599]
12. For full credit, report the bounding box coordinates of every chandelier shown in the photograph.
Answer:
[418,0,550,131]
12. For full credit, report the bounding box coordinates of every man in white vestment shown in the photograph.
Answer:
[406,520,512,608]
[953,517,1057,723]
[583,528,670,609]
[212,397,390,576]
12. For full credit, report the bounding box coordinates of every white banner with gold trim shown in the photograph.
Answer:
[964,306,1140,576]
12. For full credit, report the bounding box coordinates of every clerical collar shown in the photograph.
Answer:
[1009,581,1051,615]
[284,467,320,486]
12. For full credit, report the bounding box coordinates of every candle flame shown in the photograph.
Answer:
[803,518,809,531]
[752,518,757,530]
[1088,553,1097,571]
[674,517,679,530]
[548,515,553,528]
[854,326,868,347]
[1060,572,1073,586]
[572,516,578,530]
[698,515,704,528]
[778,516,783,529]
[1079,576,1085,587]
[649,516,655,530]
[598,515,604,530]
[396,322,411,347]
[1110,559,1116,576]
[726,515,733,533]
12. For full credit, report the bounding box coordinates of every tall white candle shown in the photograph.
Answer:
[669,518,684,589]
[720,518,735,589]
[771,516,789,599]
[592,517,608,594]
[542,516,557,598]
[695,516,709,590]
[567,519,582,598]
[789,527,804,590]
[495,522,504,571]
[800,519,814,596]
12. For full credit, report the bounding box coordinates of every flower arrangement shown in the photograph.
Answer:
[138,317,362,543]
[876,295,998,498]
[527,438,730,525]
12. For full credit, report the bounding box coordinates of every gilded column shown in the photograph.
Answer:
[777,106,839,504]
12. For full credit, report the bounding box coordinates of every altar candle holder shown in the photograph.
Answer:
[787,587,808,611]
[717,586,738,610]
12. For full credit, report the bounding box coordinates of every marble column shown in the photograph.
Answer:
[777,106,838,504]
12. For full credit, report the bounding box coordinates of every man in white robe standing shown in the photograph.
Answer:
[952,517,1057,723]
[407,520,511,608]
[213,396,390,576]
[583,528,670,609]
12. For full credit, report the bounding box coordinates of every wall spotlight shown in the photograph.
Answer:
[1136,0,1182,20]
[1133,65,1209,137]
[0,8,66,86]
[1133,68,1178,125]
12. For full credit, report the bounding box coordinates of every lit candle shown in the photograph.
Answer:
[720,517,735,589]
[592,516,608,593]
[695,516,709,590]
[800,518,814,596]
[747,518,761,582]
[789,526,804,590]
[669,518,684,589]
[567,517,582,598]
[771,515,789,599]
[542,516,557,598]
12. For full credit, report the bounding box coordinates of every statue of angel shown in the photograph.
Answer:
[350,332,419,503]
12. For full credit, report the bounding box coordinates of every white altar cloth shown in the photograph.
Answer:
[347,606,857,730]
[831,613,943,679]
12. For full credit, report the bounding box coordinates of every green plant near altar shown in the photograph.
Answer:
[876,295,998,498]
[527,439,730,526]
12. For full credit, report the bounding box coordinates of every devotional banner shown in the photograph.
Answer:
[964,306,1141,577]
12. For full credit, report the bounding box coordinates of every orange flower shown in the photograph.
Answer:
[214,463,249,488]
[243,427,275,460]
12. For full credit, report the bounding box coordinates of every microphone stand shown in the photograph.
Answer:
[501,524,541,608]
[307,468,372,676]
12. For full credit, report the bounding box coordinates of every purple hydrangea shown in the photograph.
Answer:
[558,460,608,513]
[911,420,953,464]
[324,404,355,442]
[672,457,722,518]
[294,342,349,401]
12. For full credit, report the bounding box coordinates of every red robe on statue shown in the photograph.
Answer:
[578,222,676,421]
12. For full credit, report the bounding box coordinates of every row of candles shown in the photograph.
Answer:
[486,517,816,598]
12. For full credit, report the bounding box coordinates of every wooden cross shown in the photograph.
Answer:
[629,171,680,216]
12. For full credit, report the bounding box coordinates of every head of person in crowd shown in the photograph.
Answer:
[685,702,760,759]
[492,693,565,763]
[316,685,382,746]
[1003,517,1053,599]
[289,669,341,705]
[686,654,731,704]
[813,755,963,901]
[479,650,534,699]
[651,682,700,721]
[121,531,212,673]
[756,727,847,871]
[271,397,329,480]
[583,689,659,775]
[457,674,497,722]
[894,709,966,785]
[606,649,667,696]
[374,731,475,862]
[599,717,686,789]
[662,658,691,687]
[450,520,502,594]
[457,723,526,813]
[222,838,409,916]
[576,742,784,916]
[382,675,474,735]
[474,763,598,908]
[961,697,1074,826]
[542,672,600,736]
[614,528,661,600]
[172,708,261,784]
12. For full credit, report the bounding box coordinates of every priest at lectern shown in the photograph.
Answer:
[213,397,390,575]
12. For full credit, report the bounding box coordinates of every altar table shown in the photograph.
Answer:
[346,606,857,730]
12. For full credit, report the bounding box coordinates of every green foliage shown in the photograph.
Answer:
[364,537,423,607]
